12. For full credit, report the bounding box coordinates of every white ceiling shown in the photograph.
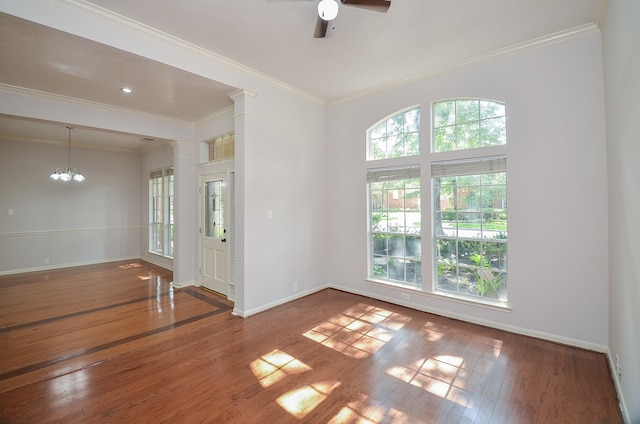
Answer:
[0,0,601,151]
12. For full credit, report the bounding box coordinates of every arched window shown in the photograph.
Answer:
[364,100,508,305]
[367,107,420,160]
[366,107,422,286]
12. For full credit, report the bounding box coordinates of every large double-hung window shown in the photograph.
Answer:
[432,99,507,302]
[366,99,508,305]
[368,166,422,286]
[366,107,421,287]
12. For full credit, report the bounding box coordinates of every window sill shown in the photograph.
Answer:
[148,251,173,260]
[365,278,511,312]
[430,289,511,312]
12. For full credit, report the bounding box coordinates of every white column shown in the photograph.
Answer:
[228,89,256,316]
[170,140,198,288]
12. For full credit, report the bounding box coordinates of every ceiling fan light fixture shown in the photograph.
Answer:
[318,0,339,21]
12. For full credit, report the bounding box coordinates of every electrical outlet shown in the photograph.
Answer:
[44,258,49,265]
[401,292,410,300]
[293,283,298,292]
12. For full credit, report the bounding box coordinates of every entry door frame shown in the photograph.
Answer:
[198,164,233,297]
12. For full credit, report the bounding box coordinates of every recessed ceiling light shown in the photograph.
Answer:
[121,87,133,93]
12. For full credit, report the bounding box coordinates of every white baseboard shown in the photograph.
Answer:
[141,255,173,271]
[228,282,607,353]
[329,282,608,353]
[606,348,631,424]
[0,256,140,276]
[232,284,329,318]
[171,280,199,289]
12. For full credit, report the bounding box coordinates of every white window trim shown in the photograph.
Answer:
[149,167,174,259]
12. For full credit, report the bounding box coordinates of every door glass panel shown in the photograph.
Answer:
[205,180,224,239]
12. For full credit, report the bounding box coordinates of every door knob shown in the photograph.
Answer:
[221,238,227,243]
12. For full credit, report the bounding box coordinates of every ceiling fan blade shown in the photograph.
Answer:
[340,0,390,13]
[313,16,329,38]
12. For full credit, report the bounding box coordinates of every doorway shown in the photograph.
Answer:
[199,172,229,295]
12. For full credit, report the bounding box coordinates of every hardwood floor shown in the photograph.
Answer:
[0,261,622,423]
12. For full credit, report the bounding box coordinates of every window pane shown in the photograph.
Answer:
[388,114,403,135]
[404,133,420,156]
[372,234,389,256]
[434,101,455,127]
[387,134,403,155]
[480,116,506,147]
[372,256,388,278]
[368,167,421,287]
[208,134,235,161]
[455,122,480,150]
[406,260,421,284]
[205,180,224,239]
[149,176,163,254]
[369,138,387,160]
[433,169,507,302]
[480,100,505,120]
[434,126,455,152]
[455,100,479,124]
[406,236,421,260]
[483,241,507,271]
[367,108,420,160]
[404,108,420,132]
[433,99,505,152]
[370,121,387,139]
[388,235,406,257]
[436,238,457,290]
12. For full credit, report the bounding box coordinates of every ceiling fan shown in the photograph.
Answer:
[313,0,391,38]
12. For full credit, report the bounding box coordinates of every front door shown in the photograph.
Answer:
[200,172,228,295]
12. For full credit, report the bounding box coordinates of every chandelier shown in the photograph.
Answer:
[50,126,85,182]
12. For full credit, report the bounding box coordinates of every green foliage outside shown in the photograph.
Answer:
[433,99,506,152]
[367,100,508,298]
[368,108,420,160]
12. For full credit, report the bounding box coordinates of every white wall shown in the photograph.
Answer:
[327,32,609,349]
[0,139,141,274]
[603,0,640,422]
[239,85,329,314]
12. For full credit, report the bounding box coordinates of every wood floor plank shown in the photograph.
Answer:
[0,261,623,423]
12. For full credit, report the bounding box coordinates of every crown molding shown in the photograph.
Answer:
[329,23,602,106]
[0,84,178,153]
[0,131,166,154]
[0,83,191,126]
[54,0,327,106]
[193,106,235,126]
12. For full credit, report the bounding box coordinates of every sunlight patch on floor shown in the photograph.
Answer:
[277,380,341,419]
[386,355,471,408]
[328,393,415,424]
[302,303,410,359]
[250,349,312,388]
[420,321,446,342]
[118,263,142,269]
